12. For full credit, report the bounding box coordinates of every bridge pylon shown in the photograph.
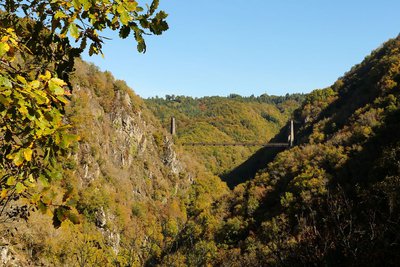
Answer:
[288,120,294,147]
[170,117,176,135]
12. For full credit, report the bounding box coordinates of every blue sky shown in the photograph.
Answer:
[81,0,400,98]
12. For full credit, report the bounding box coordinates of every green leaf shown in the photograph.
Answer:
[66,198,77,207]
[69,23,79,39]
[62,187,74,202]
[0,76,12,88]
[30,80,41,89]
[42,194,53,205]
[31,193,41,204]
[28,173,35,183]
[15,182,27,194]
[89,43,99,56]
[33,90,49,104]
[150,0,159,13]
[137,40,146,53]
[51,77,67,86]
[53,206,71,228]
[66,210,80,224]
[6,176,16,186]
[48,79,65,95]
[39,174,50,188]
[13,150,25,166]
[24,174,36,188]
[38,200,48,214]
[119,25,131,39]
[60,134,78,149]
[45,168,62,181]
[80,36,87,50]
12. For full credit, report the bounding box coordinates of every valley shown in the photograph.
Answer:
[3,35,399,266]
[1,3,400,266]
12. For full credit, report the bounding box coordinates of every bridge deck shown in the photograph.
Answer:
[182,142,289,147]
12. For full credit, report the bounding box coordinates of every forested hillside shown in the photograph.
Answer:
[145,94,304,176]
[2,3,400,265]
[0,59,228,266]
[157,36,400,266]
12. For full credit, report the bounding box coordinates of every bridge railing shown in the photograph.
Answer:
[181,142,289,147]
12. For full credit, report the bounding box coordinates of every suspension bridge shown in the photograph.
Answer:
[169,117,295,148]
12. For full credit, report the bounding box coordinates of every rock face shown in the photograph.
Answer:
[69,62,186,185]
[1,246,11,266]
[163,137,181,175]
[0,242,19,267]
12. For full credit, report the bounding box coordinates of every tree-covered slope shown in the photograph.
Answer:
[160,36,400,266]
[2,11,399,265]
[145,94,304,176]
[0,59,228,266]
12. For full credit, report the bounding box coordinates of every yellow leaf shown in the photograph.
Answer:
[24,148,33,161]
[56,95,69,104]
[0,43,10,57]
[1,189,7,199]
[30,80,41,89]
[19,105,28,115]
[55,10,68,19]
[16,75,27,84]
[33,90,50,104]
[39,70,51,81]
[13,150,24,166]
[49,79,65,95]
[126,1,138,11]
[50,77,67,86]
[120,10,130,25]
[31,193,41,204]
[6,176,16,186]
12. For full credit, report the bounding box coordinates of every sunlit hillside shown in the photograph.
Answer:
[145,94,304,176]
